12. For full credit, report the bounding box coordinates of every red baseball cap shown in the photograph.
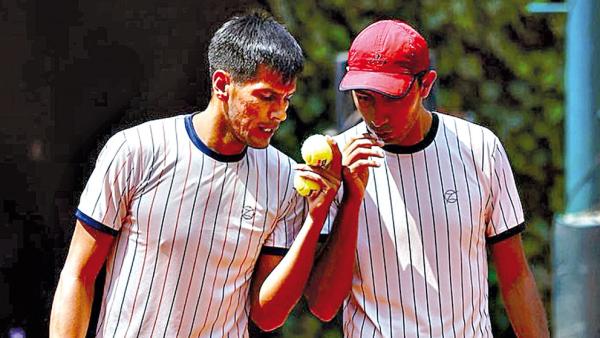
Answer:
[339,20,430,98]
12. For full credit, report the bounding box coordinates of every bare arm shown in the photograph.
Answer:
[305,134,383,321]
[249,137,343,331]
[304,192,361,321]
[490,233,549,338]
[249,211,324,331]
[50,220,115,337]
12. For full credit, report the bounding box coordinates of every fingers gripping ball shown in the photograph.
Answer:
[295,135,333,197]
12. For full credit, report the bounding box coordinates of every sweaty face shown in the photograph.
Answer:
[226,65,296,149]
[352,84,423,146]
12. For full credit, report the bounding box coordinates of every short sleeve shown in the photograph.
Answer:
[76,132,137,236]
[262,190,308,255]
[485,139,525,243]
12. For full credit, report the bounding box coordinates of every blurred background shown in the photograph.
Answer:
[0,0,576,336]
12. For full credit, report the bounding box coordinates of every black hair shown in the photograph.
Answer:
[208,11,304,83]
[415,69,428,86]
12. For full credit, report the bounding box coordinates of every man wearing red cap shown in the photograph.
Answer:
[305,20,549,337]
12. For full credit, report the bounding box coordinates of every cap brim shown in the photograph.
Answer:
[339,70,414,98]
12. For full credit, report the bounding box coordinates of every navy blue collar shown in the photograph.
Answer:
[185,113,247,162]
[381,112,439,154]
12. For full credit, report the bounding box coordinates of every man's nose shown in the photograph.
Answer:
[370,114,388,128]
[371,120,383,128]
[370,101,391,127]
[270,108,287,122]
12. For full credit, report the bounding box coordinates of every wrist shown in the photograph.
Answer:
[308,205,328,222]
[342,176,366,200]
[342,189,364,206]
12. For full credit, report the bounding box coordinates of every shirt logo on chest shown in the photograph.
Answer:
[242,205,256,220]
[444,189,458,204]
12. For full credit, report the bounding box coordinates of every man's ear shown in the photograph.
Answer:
[420,70,437,98]
[212,70,231,102]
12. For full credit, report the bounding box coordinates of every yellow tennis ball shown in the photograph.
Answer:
[301,135,333,167]
[294,175,320,197]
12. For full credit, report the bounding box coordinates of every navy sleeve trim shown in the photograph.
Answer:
[487,222,525,245]
[318,234,329,243]
[261,235,330,256]
[75,209,119,236]
[260,246,288,256]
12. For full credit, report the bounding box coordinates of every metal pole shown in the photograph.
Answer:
[564,0,600,213]
[553,0,600,337]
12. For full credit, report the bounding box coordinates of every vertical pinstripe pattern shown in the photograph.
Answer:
[396,157,420,337]
[75,114,306,337]
[137,119,180,336]
[479,128,494,336]
[372,168,394,337]
[441,122,467,333]
[433,137,458,338]
[328,113,524,337]
[111,126,156,336]
[422,149,444,338]
[454,119,477,336]
[412,153,434,336]
[383,161,407,338]
[468,125,488,337]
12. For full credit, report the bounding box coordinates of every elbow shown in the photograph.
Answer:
[250,308,287,332]
[306,297,339,322]
[305,283,345,322]
[252,317,284,332]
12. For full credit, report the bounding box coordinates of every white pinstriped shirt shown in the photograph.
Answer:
[323,112,524,338]
[76,114,306,337]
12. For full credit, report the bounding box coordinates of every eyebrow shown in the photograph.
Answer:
[254,88,296,97]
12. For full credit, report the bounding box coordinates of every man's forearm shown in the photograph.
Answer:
[492,234,549,338]
[502,269,549,338]
[50,272,95,338]
[251,210,326,330]
[305,194,361,321]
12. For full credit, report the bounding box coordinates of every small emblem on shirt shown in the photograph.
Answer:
[444,190,458,204]
[242,205,255,220]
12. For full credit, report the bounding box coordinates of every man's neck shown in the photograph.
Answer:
[192,99,246,156]
[396,107,433,147]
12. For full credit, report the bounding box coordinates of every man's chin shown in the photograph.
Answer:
[246,138,271,149]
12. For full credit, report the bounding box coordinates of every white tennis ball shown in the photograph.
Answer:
[301,134,333,167]
[294,175,320,197]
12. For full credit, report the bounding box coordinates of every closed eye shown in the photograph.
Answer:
[260,93,274,101]
[356,94,371,101]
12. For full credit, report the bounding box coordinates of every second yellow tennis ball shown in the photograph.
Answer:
[294,175,320,197]
[301,135,333,167]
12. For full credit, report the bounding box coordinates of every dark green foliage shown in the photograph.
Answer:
[265,0,562,335]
